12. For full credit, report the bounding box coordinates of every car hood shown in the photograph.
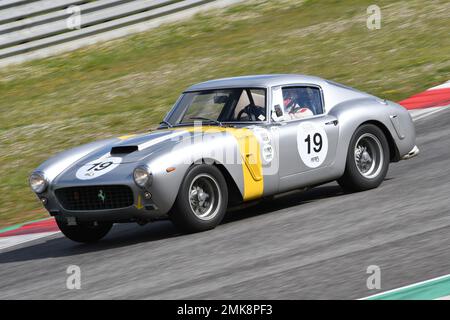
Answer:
[49,128,198,185]
[82,129,193,165]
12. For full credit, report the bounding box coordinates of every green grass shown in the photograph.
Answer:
[0,0,449,228]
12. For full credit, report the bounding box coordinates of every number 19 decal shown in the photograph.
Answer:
[76,156,122,180]
[297,122,328,168]
[304,133,323,154]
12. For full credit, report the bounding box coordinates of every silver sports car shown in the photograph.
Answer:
[29,74,419,242]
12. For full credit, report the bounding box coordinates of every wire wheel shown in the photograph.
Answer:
[354,133,384,179]
[188,173,222,220]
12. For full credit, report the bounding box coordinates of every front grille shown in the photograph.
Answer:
[55,185,134,211]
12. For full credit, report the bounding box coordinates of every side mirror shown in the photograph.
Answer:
[274,104,283,117]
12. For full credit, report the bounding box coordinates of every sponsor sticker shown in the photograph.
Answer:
[252,127,274,164]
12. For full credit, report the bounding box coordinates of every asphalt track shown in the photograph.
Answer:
[1,108,449,299]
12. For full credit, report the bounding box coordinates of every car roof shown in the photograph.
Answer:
[185,74,327,91]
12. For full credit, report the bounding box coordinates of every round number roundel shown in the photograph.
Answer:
[296,122,328,168]
[76,157,122,180]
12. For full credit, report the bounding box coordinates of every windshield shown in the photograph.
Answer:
[164,88,267,126]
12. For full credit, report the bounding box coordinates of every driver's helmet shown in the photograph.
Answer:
[283,90,298,111]
[282,89,314,119]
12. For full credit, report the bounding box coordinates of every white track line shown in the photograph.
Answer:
[0,231,59,250]
[427,80,450,91]
[359,273,450,300]
[410,105,450,122]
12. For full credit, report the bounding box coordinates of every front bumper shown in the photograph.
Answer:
[401,145,420,160]
[37,184,169,222]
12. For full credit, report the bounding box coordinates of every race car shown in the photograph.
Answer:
[29,74,419,243]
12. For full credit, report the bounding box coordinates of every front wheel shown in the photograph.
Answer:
[337,124,390,192]
[170,164,228,233]
[56,219,112,243]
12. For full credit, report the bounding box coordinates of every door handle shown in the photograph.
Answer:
[325,120,339,126]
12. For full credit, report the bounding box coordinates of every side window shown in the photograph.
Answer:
[279,87,323,121]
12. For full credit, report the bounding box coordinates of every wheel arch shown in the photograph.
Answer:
[213,162,243,206]
[359,120,400,162]
[183,158,243,206]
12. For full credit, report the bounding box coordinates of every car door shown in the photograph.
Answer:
[270,85,339,192]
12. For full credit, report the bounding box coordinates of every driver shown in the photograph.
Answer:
[283,89,314,120]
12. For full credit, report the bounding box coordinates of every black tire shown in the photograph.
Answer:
[170,164,228,233]
[56,219,112,243]
[337,124,390,192]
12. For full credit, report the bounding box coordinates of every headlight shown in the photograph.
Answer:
[133,166,152,188]
[29,172,48,194]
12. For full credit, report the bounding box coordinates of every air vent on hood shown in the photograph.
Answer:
[110,145,138,155]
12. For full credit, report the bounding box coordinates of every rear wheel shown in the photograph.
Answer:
[56,219,112,243]
[170,164,228,233]
[338,124,390,192]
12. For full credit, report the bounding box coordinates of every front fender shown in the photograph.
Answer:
[35,138,119,182]
[144,130,245,214]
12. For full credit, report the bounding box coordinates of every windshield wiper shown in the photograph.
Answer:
[159,120,173,128]
[188,117,223,126]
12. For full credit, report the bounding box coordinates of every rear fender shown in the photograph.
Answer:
[329,98,416,176]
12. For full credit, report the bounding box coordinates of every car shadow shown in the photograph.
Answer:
[0,220,179,264]
[0,184,344,263]
[224,184,344,223]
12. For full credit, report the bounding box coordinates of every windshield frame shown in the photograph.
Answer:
[161,87,269,127]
